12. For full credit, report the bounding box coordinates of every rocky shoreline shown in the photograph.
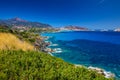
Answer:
[34,36,51,52]
[75,65,115,78]
[88,66,115,78]
[34,36,57,53]
[34,34,62,54]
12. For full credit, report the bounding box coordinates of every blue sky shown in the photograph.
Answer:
[0,0,120,29]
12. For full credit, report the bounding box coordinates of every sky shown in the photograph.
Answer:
[0,0,120,29]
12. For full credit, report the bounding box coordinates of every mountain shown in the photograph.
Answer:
[0,17,52,28]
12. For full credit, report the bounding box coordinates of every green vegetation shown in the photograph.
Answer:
[0,25,11,33]
[12,31,40,43]
[0,50,113,80]
[0,25,41,44]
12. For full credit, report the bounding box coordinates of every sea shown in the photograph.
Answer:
[41,31,120,79]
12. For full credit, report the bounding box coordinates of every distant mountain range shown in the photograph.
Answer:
[0,17,52,28]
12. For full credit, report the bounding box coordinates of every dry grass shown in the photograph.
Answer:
[0,33,34,51]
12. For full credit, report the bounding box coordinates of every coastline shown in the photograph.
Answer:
[41,32,115,79]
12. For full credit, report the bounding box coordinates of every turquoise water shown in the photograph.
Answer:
[42,31,120,79]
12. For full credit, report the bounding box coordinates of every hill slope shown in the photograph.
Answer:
[0,50,113,80]
[0,33,34,51]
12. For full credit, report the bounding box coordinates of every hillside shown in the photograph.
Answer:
[0,17,52,28]
[0,33,34,51]
[0,50,113,80]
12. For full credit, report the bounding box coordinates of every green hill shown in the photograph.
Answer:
[0,50,113,80]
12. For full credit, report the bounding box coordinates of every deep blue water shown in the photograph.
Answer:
[41,31,120,79]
